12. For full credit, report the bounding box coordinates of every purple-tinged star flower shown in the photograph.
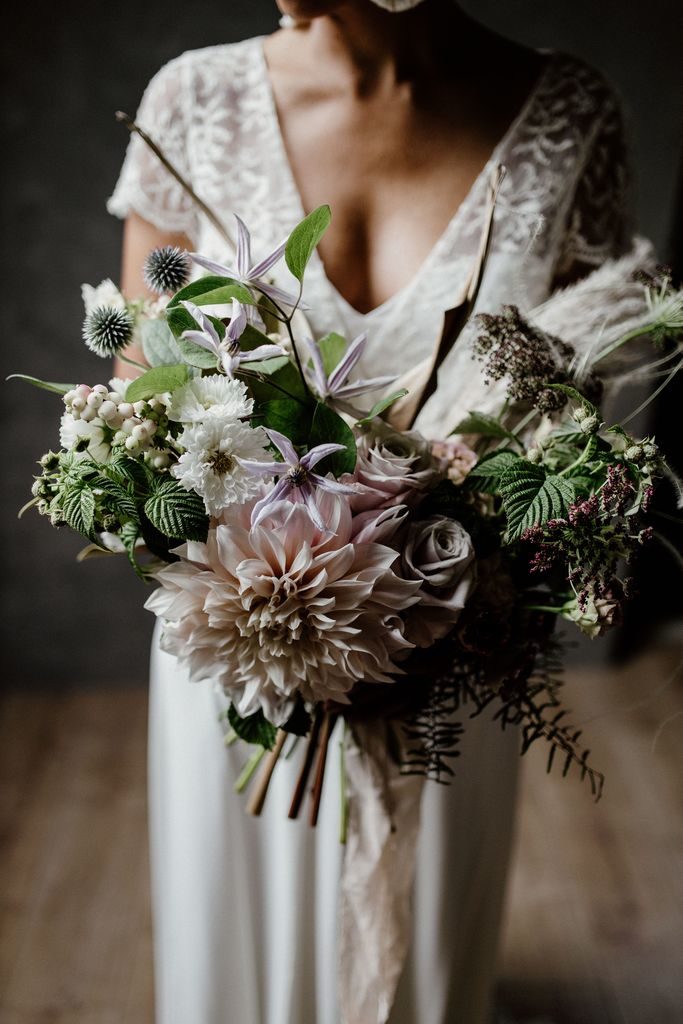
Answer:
[239,428,356,531]
[304,333,396,415]
[190,214,303,311]
[179,299,284,378]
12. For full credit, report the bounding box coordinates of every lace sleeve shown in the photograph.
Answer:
[553,84,632,280]
[107,54,197,238]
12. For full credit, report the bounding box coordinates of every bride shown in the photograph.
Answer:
[109,2,629,1021]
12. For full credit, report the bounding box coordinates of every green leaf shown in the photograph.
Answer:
[102,455,153,493]
[255,399,312,446]
[139,319,182,367]
[309,401,356,476]
[144,476,209,541]
[119,521,146,580]
[451,410,520,444]
[126,364,189,403]
[317,333,347,375]
[7,374,74,395]
[167,275,254,309]
[239,323,277,353]
[245,358,308,402]
[90,474,139,520]
[356,389,409,426]
[547,383,598,418]
[468,449,520,483]
[61,484,96,540]
[285,205,331,282]
[499,462,575,541]
[228,705,277,750]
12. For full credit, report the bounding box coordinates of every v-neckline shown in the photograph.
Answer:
[255,36,554,321]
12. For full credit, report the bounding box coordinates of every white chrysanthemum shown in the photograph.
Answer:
[59,412,111,463]
[167,374,253,423]
[81,278,126,316]
[172,416,269,516]
[144,492,422,725]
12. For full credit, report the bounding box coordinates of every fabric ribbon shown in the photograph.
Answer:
[338,720,426,1024]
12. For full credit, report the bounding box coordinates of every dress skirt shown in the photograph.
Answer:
[149,620,520,1024]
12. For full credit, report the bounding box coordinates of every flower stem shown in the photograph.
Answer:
[592,323,656,365]
[119,352,148,372]
[234,747,266,794]
[310,712,337,828]
[246,729,288,816]
[339,726,349,846]
[288,708,323,819]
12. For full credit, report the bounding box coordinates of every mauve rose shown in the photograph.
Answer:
[401,516,475,646]
[346,424,442,513]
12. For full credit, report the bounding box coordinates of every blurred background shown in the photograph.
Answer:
[1,1,682,1022]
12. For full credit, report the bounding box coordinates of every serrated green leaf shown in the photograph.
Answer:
[309,401,356,476]
[356,389,410,426]
[285,205,331,282]
[469,449,520,479]
[90,474,139,520]
[228,705,277,750]
[103,455,153,493]
[119,521,146,580]
[140,319,182,367]
[7,374,74,395]
[126,364,189,403]
[451,410,520,444]
[547,383,598,418]
[61,484,96,540]
[499,462,574,540]
[144,477,208,540]
[167,275,254,309]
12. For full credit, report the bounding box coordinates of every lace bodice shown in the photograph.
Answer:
[108,36,630,436]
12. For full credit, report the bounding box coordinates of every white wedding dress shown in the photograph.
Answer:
[108,36,629,1024]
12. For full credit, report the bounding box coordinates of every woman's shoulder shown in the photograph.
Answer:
[139,37,265,115]
[540,50,624,123]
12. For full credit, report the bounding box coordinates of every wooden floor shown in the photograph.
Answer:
[0,648,681,1024]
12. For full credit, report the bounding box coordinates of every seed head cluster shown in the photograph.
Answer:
[474,305,602,414]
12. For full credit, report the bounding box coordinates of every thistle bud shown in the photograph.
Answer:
[143,246,191,294]
[83,305,134,357]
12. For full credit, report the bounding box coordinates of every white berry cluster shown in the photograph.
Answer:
[62,384,172,466]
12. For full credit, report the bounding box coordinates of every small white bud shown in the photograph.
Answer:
[92,384,109,396]
[125,437,141,454]
[643,443,658,459]
[118,402,134,419]
[527,446,543,464]
[98,400,118,421]
[133,401,146,417]
[75,384,91,398]
[574,406,588,422]
[150,451,171,469]
[71,396,86,413]
[131,423,150,443]
[86,391,104,410]
[79,405,97,422]
[580,415,599,434]
[625,445,642,462]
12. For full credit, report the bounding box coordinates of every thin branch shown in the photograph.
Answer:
[115,111,234,249]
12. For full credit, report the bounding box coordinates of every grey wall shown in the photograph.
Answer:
[2,0,681,688]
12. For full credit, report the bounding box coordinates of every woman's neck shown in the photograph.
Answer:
[298,2,480,93]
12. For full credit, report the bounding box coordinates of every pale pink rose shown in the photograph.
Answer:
[400,516,475,647]
[345,424,443,513]
[431,439,478,485]
[145,491,422,725]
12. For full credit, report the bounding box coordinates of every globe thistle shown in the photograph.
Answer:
[83,305,134,357]
[144,246,191,294]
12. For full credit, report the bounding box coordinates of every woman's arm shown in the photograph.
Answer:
[115,212,191,379]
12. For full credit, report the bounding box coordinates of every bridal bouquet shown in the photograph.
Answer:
[14,196,682,814]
